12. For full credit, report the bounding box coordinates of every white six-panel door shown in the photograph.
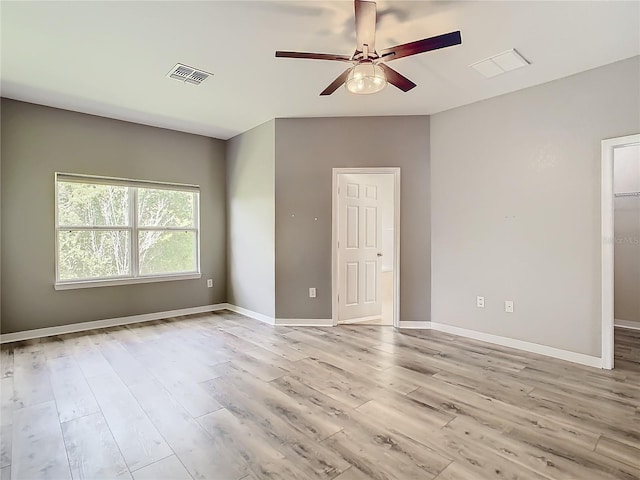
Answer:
[337,174,382,322]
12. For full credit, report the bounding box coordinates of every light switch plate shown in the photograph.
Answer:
[505,300,514,313]
[309,287,317,298]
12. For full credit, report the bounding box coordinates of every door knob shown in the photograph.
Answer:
[377,253,383,257]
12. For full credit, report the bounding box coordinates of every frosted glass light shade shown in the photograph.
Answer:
[345,62,387,95]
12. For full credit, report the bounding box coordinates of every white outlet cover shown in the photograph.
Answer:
[476,296,485,308]
[309,287,317,298]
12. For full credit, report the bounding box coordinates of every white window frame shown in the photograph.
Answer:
[54,173,201,290]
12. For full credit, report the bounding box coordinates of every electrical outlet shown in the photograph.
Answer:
[476,296,485,308]
[309,287,316,298]
[207,279,213,288]
[505,300,514,313]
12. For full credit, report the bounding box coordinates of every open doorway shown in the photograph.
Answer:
[601,134,640,369]
[332,168,400,327]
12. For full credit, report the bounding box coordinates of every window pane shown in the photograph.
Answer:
[138,189,195,228]
[58,182,129,226]
[139,231,196,275]
[58,230,131,280]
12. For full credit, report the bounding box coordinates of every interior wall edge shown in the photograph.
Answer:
[225,119,276,318]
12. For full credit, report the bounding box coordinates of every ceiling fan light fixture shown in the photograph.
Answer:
[345,62,387,95]
[276,1,462,95]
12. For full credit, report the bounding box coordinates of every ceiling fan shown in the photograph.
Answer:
[275,0,462,96]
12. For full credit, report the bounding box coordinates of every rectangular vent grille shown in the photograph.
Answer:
[167,63,212,85]
[470,49,529,79]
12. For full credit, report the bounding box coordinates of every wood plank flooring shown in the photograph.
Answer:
[0,311,639,480]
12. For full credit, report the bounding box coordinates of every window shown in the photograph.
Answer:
[55,173,200,289]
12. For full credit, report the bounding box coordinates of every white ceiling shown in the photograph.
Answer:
[1,1,638,140]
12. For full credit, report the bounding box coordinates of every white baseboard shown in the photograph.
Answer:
[276,318,333,327]
[223,304,275,325]
[0,302,330,343]
[223,305,334,327]
[429,322,603,369]
[397,321,431,329]
[0,303,606,369]
[0,304,228,344]
[615,319,640,331]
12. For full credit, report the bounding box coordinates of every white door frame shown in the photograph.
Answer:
[332,168,400,327]
[601,134,640,369]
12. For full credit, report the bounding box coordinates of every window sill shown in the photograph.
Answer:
[54,273,202,290]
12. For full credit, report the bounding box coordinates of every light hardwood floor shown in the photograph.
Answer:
[1,312,639,480]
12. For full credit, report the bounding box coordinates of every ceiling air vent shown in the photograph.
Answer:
[470,49,530,78]
[166,63,212,85]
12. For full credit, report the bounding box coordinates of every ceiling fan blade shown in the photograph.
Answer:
[355,0,377,53]
[320,68,352,96]
[379,64,416,92]
[275,51,353,62]
[379,31,462,62]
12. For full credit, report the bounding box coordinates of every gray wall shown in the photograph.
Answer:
[274,116,430,321]
[614,143,640,324]
[1,99,226,334]
[226,120,275,317]
[431,57,640,357]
